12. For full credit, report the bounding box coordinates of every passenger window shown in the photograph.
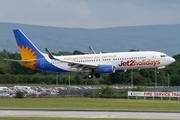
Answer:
[160,55,166,57]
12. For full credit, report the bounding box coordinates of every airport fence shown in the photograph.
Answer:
[142,87,180,92]
[1,86,180,98]
[58,89,98,96]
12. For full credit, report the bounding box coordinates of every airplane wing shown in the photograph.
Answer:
[57,59,98,69]
[45,48,98,70]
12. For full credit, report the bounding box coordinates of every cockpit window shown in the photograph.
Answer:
[160,55,167,57]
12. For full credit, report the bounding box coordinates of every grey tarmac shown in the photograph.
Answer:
[0,109,180,119]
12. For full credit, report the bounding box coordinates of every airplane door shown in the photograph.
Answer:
[40,60,44,68]
[152,54,156,62]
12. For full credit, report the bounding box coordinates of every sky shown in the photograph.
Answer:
[0,0,180,29]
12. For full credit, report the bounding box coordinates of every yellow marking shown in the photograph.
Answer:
[18,44,37,70]
[90,50,93,54]
[7,113,15,115]
[46,51,50,56]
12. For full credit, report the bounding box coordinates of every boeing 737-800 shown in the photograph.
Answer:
[6,29,175,79]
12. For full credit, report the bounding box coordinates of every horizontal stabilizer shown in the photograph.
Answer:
[5,59,31,63]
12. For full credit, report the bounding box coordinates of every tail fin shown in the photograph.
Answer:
[13,29,44,60]
[89,46,96,54]
[13,29,44,70]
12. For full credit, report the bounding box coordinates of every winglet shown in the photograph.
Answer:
[89,47,96,54]
[45,48,55,59]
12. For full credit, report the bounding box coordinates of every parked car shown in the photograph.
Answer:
[0,91,10,97]
[26,93,37,97]
[39,92,50,96]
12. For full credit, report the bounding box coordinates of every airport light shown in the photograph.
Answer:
[131,69,133,87]
[155,68,157,87]
[69,73,71,87]
[168,74,170,87]
[56,72,58,87]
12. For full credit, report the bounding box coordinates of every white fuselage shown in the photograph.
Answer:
[44,51,175,73]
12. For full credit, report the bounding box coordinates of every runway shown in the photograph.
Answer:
[0,109,180,119]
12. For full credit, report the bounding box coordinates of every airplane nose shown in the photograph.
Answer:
[169,57,175,64]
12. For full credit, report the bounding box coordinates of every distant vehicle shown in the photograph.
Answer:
[0,90,10,97]
[26,93,37,97]
[57,87,67,90]
[6,29,175,79]
[70,86,82,90]
[39,92,50,96]
[14,86,31,90]
[0,87,11,97]
[0,87,8,91]
[50,91,57,96]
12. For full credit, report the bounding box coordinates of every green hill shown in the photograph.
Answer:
[0,23,180,56]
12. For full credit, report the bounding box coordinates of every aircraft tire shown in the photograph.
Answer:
[88,74,93,79]
[95,73,101,78]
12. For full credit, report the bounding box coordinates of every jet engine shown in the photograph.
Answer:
[97,65,115,74]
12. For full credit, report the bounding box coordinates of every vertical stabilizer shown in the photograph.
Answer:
[13,29,44,70]
[13,29,44,60]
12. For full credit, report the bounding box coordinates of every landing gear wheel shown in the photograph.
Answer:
[95,73,101,78]
[88,74,93,79]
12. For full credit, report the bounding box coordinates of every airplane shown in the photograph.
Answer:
[5,29,175,79]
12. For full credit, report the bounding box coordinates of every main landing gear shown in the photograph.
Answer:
[88,73,101,79]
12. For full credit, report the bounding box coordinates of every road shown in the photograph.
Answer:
[0,109,180,119]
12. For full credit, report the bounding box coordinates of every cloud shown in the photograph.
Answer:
[0,0,180,28]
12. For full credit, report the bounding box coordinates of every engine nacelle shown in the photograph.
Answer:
[97,65,115,74]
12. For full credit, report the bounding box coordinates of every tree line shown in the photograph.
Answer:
[0,49,180,86]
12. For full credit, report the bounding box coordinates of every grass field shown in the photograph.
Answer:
[0,97,180,111]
